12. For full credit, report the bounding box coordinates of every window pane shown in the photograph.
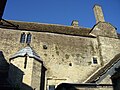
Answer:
[20,33,26,43]
[49,85,55,90]
[93,57,98,64]
[26,33,31,44]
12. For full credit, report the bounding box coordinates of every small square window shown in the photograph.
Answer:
[93,57,98,64]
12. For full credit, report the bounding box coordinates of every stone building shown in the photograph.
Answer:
[0,5,120,90]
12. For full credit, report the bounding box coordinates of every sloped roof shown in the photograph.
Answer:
[0,20,93,37]
[10,46,42,61]
[86,53,120,83]
[55,83,113,90]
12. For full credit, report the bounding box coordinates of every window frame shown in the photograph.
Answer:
[20,32,26,43]
[26,33,32,44]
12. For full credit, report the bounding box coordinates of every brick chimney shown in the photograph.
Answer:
[93,5,105,23]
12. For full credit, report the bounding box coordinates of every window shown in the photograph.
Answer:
[26,33,31,44]
[20,32,26,43]
[20,32,32,44]
[49,85,55,90]
[93,57,98,64]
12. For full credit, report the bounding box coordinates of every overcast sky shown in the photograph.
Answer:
[3,0,120,33]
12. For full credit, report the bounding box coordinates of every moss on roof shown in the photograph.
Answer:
[0,20,93,37]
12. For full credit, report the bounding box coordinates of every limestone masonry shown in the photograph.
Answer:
[0,5,120,90]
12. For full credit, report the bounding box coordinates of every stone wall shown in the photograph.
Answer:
[98,36,120,65]
[9,57,34,89]
[0,27,101,86]
[0,28,23,60]
[31,59,42,90]
[9,55,44,90]
[1,24,120,89]
[90,22,117,38]
[30,31,101,85]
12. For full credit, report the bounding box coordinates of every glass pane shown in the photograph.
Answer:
[20,33,26,43]
[93,57,98,64]
[26,33,31,44]
[49,85,55,90]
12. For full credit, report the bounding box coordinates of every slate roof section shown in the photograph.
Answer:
[95,59,120,83]
[0,20,93,37]
[86,53,120,83]
[10,46,42,61]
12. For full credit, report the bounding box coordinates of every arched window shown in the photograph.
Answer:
[20,32,26,43]
[26,33,31,44]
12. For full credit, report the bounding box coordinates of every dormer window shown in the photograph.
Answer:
[20,32,26,43]
[26,33,31,44]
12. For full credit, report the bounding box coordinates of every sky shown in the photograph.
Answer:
[3,0,120,33]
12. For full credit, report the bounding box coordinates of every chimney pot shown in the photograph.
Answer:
[71,20,79,27]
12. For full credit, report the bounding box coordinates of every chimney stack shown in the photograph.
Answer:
[93,5,105,23]
[71,20,79,27]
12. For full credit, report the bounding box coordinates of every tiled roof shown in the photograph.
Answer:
[0,20,93,37]
[86,53,120,83]
[10,46,42,61]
